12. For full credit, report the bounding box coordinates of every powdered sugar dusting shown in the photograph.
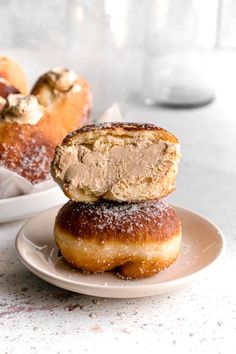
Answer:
[58,200,178,240]
[0,136,53,183]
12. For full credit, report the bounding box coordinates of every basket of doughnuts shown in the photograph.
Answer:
[51,122,181,279]
[0,56,91,199]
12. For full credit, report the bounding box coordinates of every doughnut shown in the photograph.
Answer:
[0,68,91,184]
[0,94,55,183]
[31,67,91,144]
[51,122,180,202]
[54,200,182,279]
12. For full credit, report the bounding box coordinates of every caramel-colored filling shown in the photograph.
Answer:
[56,135,179,201]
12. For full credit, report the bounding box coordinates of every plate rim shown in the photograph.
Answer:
[15,204,226,296]
[0,184,58,205]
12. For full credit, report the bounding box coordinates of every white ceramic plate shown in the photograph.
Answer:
[16,205,225,298]
[0,186,67,223]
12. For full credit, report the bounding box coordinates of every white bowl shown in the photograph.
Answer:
[0,186,67,223]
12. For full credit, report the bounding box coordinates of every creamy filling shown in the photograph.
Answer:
[46,67,78,92]
[0,94,44,125]
[56,136,178,198]
[36,68,81,107]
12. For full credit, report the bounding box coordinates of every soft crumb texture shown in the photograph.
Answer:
[54,200,182,279]
[51,122,180,202]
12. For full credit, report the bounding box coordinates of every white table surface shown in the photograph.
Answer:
[1,64,236,353]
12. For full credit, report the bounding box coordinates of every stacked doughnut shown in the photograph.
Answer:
[51,122,181,279]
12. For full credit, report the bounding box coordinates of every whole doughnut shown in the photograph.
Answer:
[54,200,182,279]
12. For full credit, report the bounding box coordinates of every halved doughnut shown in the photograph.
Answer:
[51,122,180,202]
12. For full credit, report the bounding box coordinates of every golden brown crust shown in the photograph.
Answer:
[0,121,55,182]
[61,122,179,146]
[54,200,182,279]
[116,254,179,279]
[55,200,181,243]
